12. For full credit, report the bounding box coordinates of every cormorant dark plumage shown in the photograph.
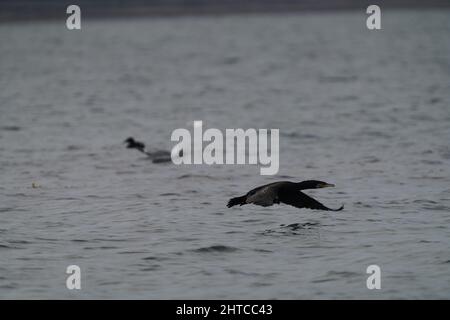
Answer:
[227,180,344,211]
[124,137,146,154]
[124,137,182,163]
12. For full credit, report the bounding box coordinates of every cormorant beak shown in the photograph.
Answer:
[319,183,335,188]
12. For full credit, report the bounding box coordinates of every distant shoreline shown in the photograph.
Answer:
[1,2,449,23]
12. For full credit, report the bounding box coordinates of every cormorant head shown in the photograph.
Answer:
[124,137,135,144]
[297,180,335,190]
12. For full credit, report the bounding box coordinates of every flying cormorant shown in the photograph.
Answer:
[227,180,344,211]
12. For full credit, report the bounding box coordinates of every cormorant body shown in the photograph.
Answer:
[124,137,173,163]
[227,180,343,211]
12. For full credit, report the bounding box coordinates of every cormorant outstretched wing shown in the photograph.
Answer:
[279,190,343,211]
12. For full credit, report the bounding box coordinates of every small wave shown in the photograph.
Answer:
[421,160,443,165]
[335,95,359,102]
[115,250,148,255]
[224,230,245,234]
[410,176,447,180]
[312,278,338,284]
[159,193,181,196]
[326,270,359,278]
[85,195,115,200]
[280,131,301,138]
[0,240,30,249]
[277,175,295,179]
[354,202,372,208]
[140,265,161,271]
[225,268,259,276]
[66,145,82,151]
[34,237,59,242]
[115,170,136,175]
[83,246,119,250]
[360,156,381,163]
[142,256,161,261]
[53,197,82,201]
[1,126,21,131]
[8,240,30,244]
[177,174,216,180]
[413,199,438,204]
[242,219,262,223]
[421,205,450,211]
[319,75,358,83]
[261,222,320,236]
[280,222,319,231]
[280,132,319,140]
[221,56,240,65]
[192,245,239,253]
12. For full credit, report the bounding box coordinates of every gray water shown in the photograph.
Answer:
[0,9,449,299]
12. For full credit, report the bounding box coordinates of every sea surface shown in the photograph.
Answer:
[0,9,449,299]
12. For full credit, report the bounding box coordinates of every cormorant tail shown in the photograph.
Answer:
[227,195,247,208]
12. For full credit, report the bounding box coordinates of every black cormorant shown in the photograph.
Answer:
[124,137,147,154]
[124,137,182,163]
[227,180,344,211]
